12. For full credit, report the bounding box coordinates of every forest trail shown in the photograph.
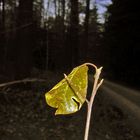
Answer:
[90,77,140,133]
[101,80,140,121]
[89,74,140,132]
[103,80,140,107]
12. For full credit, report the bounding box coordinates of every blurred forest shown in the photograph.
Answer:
[0,0,139,87]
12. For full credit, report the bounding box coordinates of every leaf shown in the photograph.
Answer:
[45,65,88,115]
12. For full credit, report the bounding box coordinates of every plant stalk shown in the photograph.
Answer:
[84,66,103,140]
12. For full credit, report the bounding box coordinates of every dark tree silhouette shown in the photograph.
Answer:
[104,0,140,85]
[84,0,90,60]
[14,0,34,79]
[0,0,5,74]
[69,0,79,66]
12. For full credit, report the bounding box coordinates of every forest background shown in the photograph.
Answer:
[0,0,139,87]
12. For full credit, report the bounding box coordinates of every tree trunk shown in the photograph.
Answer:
[69,0,79,66]
[14,0,34,79]
[0,0,5,74]
[84,0,90,60]
[54,0,57,17]
[58,0,61,16]
[62,0,65,33]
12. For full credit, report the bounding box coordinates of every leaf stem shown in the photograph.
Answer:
[84,66,103,140]
[84,62,97,70]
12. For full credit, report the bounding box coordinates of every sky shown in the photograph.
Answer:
[96,0,112,23]
[44,0,112,24]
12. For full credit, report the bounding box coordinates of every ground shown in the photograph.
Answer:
[0,71,140,140]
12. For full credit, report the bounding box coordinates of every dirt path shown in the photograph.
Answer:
[102,80,140,123]
[100,80,140,139]
[104,80,140,107]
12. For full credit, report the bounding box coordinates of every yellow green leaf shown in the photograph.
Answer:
[45,64,88,115]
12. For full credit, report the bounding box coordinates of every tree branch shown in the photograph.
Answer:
[0,78,46,88]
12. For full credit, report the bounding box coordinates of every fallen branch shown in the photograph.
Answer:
[0,78,46,88]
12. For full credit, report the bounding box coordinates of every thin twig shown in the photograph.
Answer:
[96,79,104,90]
[83,62,97,70]
[84,65,103,140]
[0,78,46,88]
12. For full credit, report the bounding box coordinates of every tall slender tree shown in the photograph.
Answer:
[84,0,90,60]
[61,0,65,34]
[69,0,79,66]
[0,0,5,74]
[14,0,34,79]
